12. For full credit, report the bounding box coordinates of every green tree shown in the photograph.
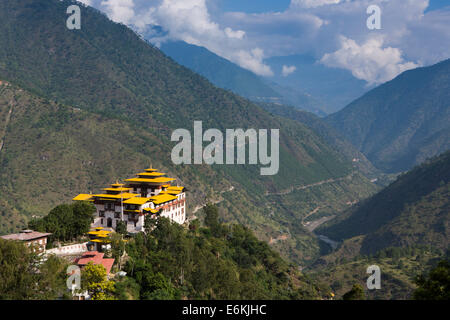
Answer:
[0,239,67,299]
[144,215,157,234]
[115,220,127,235]
[203,203,219,230]
[413,260,450,300]
[0,239,39,299]
[343,284,366,300]
[37,255,69,299]
[110,232,126,270]
[81,262,116,300]
[141,272,177,300]
[114,277,140,300]
[29,202,95,242]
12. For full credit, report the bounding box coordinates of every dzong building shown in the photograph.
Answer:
[73,168,186,233]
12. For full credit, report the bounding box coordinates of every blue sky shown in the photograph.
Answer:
[81,0,450,85]
[218,0,291,13]
[426,0,450,12]
[220,0,450,14]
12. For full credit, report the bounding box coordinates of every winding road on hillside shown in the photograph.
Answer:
[265,172,356,196]
[190,185,235,217]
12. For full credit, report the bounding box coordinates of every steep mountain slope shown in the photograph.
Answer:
[160,41,281,101]
[326,59,450,173]
[160,41,327,116]
[310,151,449,299]
[0,0,376,264]
[0,83,219,233]
[259,102,380,178]
[265,54,370,114]
[319,150,450,255]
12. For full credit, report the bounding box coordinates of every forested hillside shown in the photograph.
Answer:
[326,59,450,173]
[121,205,329,300]
[307,151,450,299]
[319,150,450,254]
[0,204,330,300]
[0,0,378,265]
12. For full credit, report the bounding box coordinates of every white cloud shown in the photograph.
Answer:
[224,27,245,39]
[78,0,93,6]
[282,65,297,77]
[100,0,135,25]
[234,48,274,76]
[321,36,419,85]
[110,0,274,76]
[291,0,342,9]
[84,0,450,83]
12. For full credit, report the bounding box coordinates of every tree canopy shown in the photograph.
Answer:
[413,260,450,300]
[0,239,68,299]
[28,202,95,243]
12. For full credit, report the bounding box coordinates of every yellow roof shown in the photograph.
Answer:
[123,197,151,205]
[87,230,111,236]
[103,187,131,192]
[111,183,125,187]
[165,186,184,195]
[137,172,166,177]
[166,186,184,191]
[90,239,111,243]
[92,193,137,200]
[124,209,141,213]
[150,194,178,205]
[144,208,160,214]
[73,194,93,201]
[125,177,175,184]
[144,168,158,172]
[166,190,182,195]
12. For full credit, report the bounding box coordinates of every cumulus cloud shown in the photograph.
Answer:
[321,36,419,85]
[234,48,274,76]
[224,27,245,39]
[100,0,135,25]
[83,0,450,83]
[84,0,272,76]
[282,65,297,77]
[219,0,449,82]
[291,0,342,9]
[78,0,93,5]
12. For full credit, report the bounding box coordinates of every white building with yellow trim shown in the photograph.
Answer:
[73,168,186,233]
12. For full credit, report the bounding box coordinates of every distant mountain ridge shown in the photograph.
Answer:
[160,41,281,101]
[326,59,450,173]
[258,102,380,178]
[159,41,328,116]
[264,54,370,114]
